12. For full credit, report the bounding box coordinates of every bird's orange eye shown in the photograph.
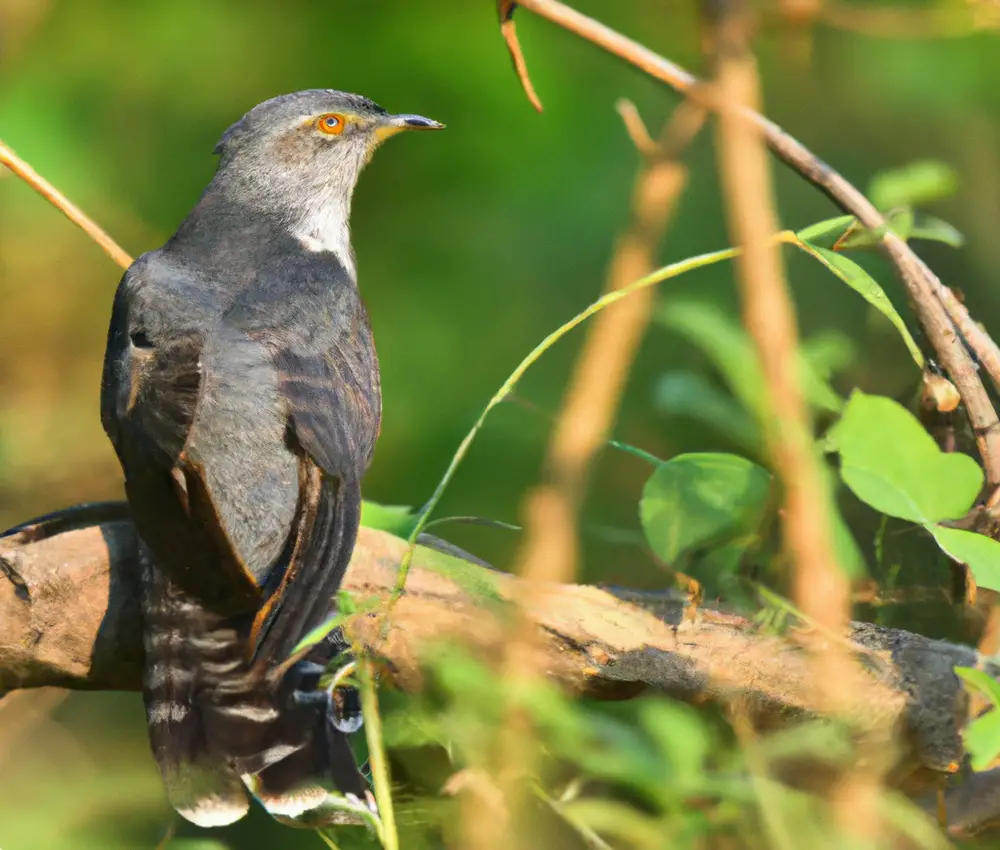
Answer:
[316,113,346,135]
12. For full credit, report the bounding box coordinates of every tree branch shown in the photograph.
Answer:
[0,505,990,793]
[498,0,1000,494]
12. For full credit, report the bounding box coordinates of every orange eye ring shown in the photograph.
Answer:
[316,113,346,135]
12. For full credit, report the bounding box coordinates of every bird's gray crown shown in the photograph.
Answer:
[213,90,388,155]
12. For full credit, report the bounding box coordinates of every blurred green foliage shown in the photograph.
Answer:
[2,0,1000,847]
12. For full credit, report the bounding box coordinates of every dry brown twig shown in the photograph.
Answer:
[495,0,1000,780]
[703,0,884,840]
[0,138,133,270]
[497,0,1000,497]
[473,98,706,850]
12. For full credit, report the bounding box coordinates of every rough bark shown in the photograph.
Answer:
[1,503,998,836]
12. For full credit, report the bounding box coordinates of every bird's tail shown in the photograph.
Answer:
[139,541,370,828]
[139,542,250,827]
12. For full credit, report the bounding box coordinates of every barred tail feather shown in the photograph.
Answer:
[138,473,369,828]
[139,543,250,827]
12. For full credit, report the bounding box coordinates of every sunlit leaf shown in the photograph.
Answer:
[658,301,847,420]
[827,391,983,523]
[930,526,1000,592]
[360,501,420,537]
[795,215,856,247]
[831,493,867,577]
[640,453,772,563]
[791,239,925,368]
[868,160,959,210]
[290,590,366,656]
[910,214,965,248]
[638,699,709,782]
[955,667,1000,771]
[834,207,911,249]
[832,218,890,251]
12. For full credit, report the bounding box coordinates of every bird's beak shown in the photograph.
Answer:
[374,113,445,142]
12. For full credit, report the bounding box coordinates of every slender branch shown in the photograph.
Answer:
[705,2,883,839]
[1,502,997,832]
[469,102,703,848]
[511,99,703,600]
[498,0,543,112]
[0,138,133,270]
[499,0,1000,492]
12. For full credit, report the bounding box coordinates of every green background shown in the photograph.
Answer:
[1,1,999,847]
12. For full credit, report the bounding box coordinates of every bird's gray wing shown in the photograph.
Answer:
[101,259,298,607]
[244,312,381,669]
[224,257,381,669]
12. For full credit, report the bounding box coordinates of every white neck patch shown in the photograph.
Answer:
[290,195,357,279]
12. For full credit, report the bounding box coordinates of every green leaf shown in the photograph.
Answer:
[791,239,925,368]
[930,526,1000,592]
[640,452,772,563]
[360,501,420,537]
[955,667,1000,771]
[416,541,504,604]
[833,219,891,251]
[828,391,983,524]
[910,214,965,248]
[658,300,846,420]
[962,708,1000,773]
[658,302,765,421]
[290,590,362,655]
[955,666,1000,707]
[834,207,912,249]
[795,215,856,247]
[868,160,959,210]
[638,699,709,782]
[831,495,867,577]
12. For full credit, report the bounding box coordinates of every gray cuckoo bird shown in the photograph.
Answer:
[100,89,442,827]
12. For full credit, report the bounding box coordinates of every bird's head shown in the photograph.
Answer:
[209,90,443,257]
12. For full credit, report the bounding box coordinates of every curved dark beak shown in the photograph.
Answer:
[374,113,445,141]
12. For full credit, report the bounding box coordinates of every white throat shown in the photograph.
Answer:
[290,195,356,278]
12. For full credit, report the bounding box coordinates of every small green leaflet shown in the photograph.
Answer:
[955,667,1000,771]
[360,501,421,537]
[639,452,772,564]
[930,527,1000,593]
[827,391,983,524]
[790,237,924,368]
[868,160,959,210]
[658,300,846,420]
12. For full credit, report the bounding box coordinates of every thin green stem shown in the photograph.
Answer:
[386,245,741,609]
[358,657,397,850]
[606,440,663,467]
[316,830,342,850]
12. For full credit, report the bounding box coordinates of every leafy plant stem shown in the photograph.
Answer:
[607,440,664,466]
[385,244,744,611]
[316,829,342,850]
[358,657,397,850]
